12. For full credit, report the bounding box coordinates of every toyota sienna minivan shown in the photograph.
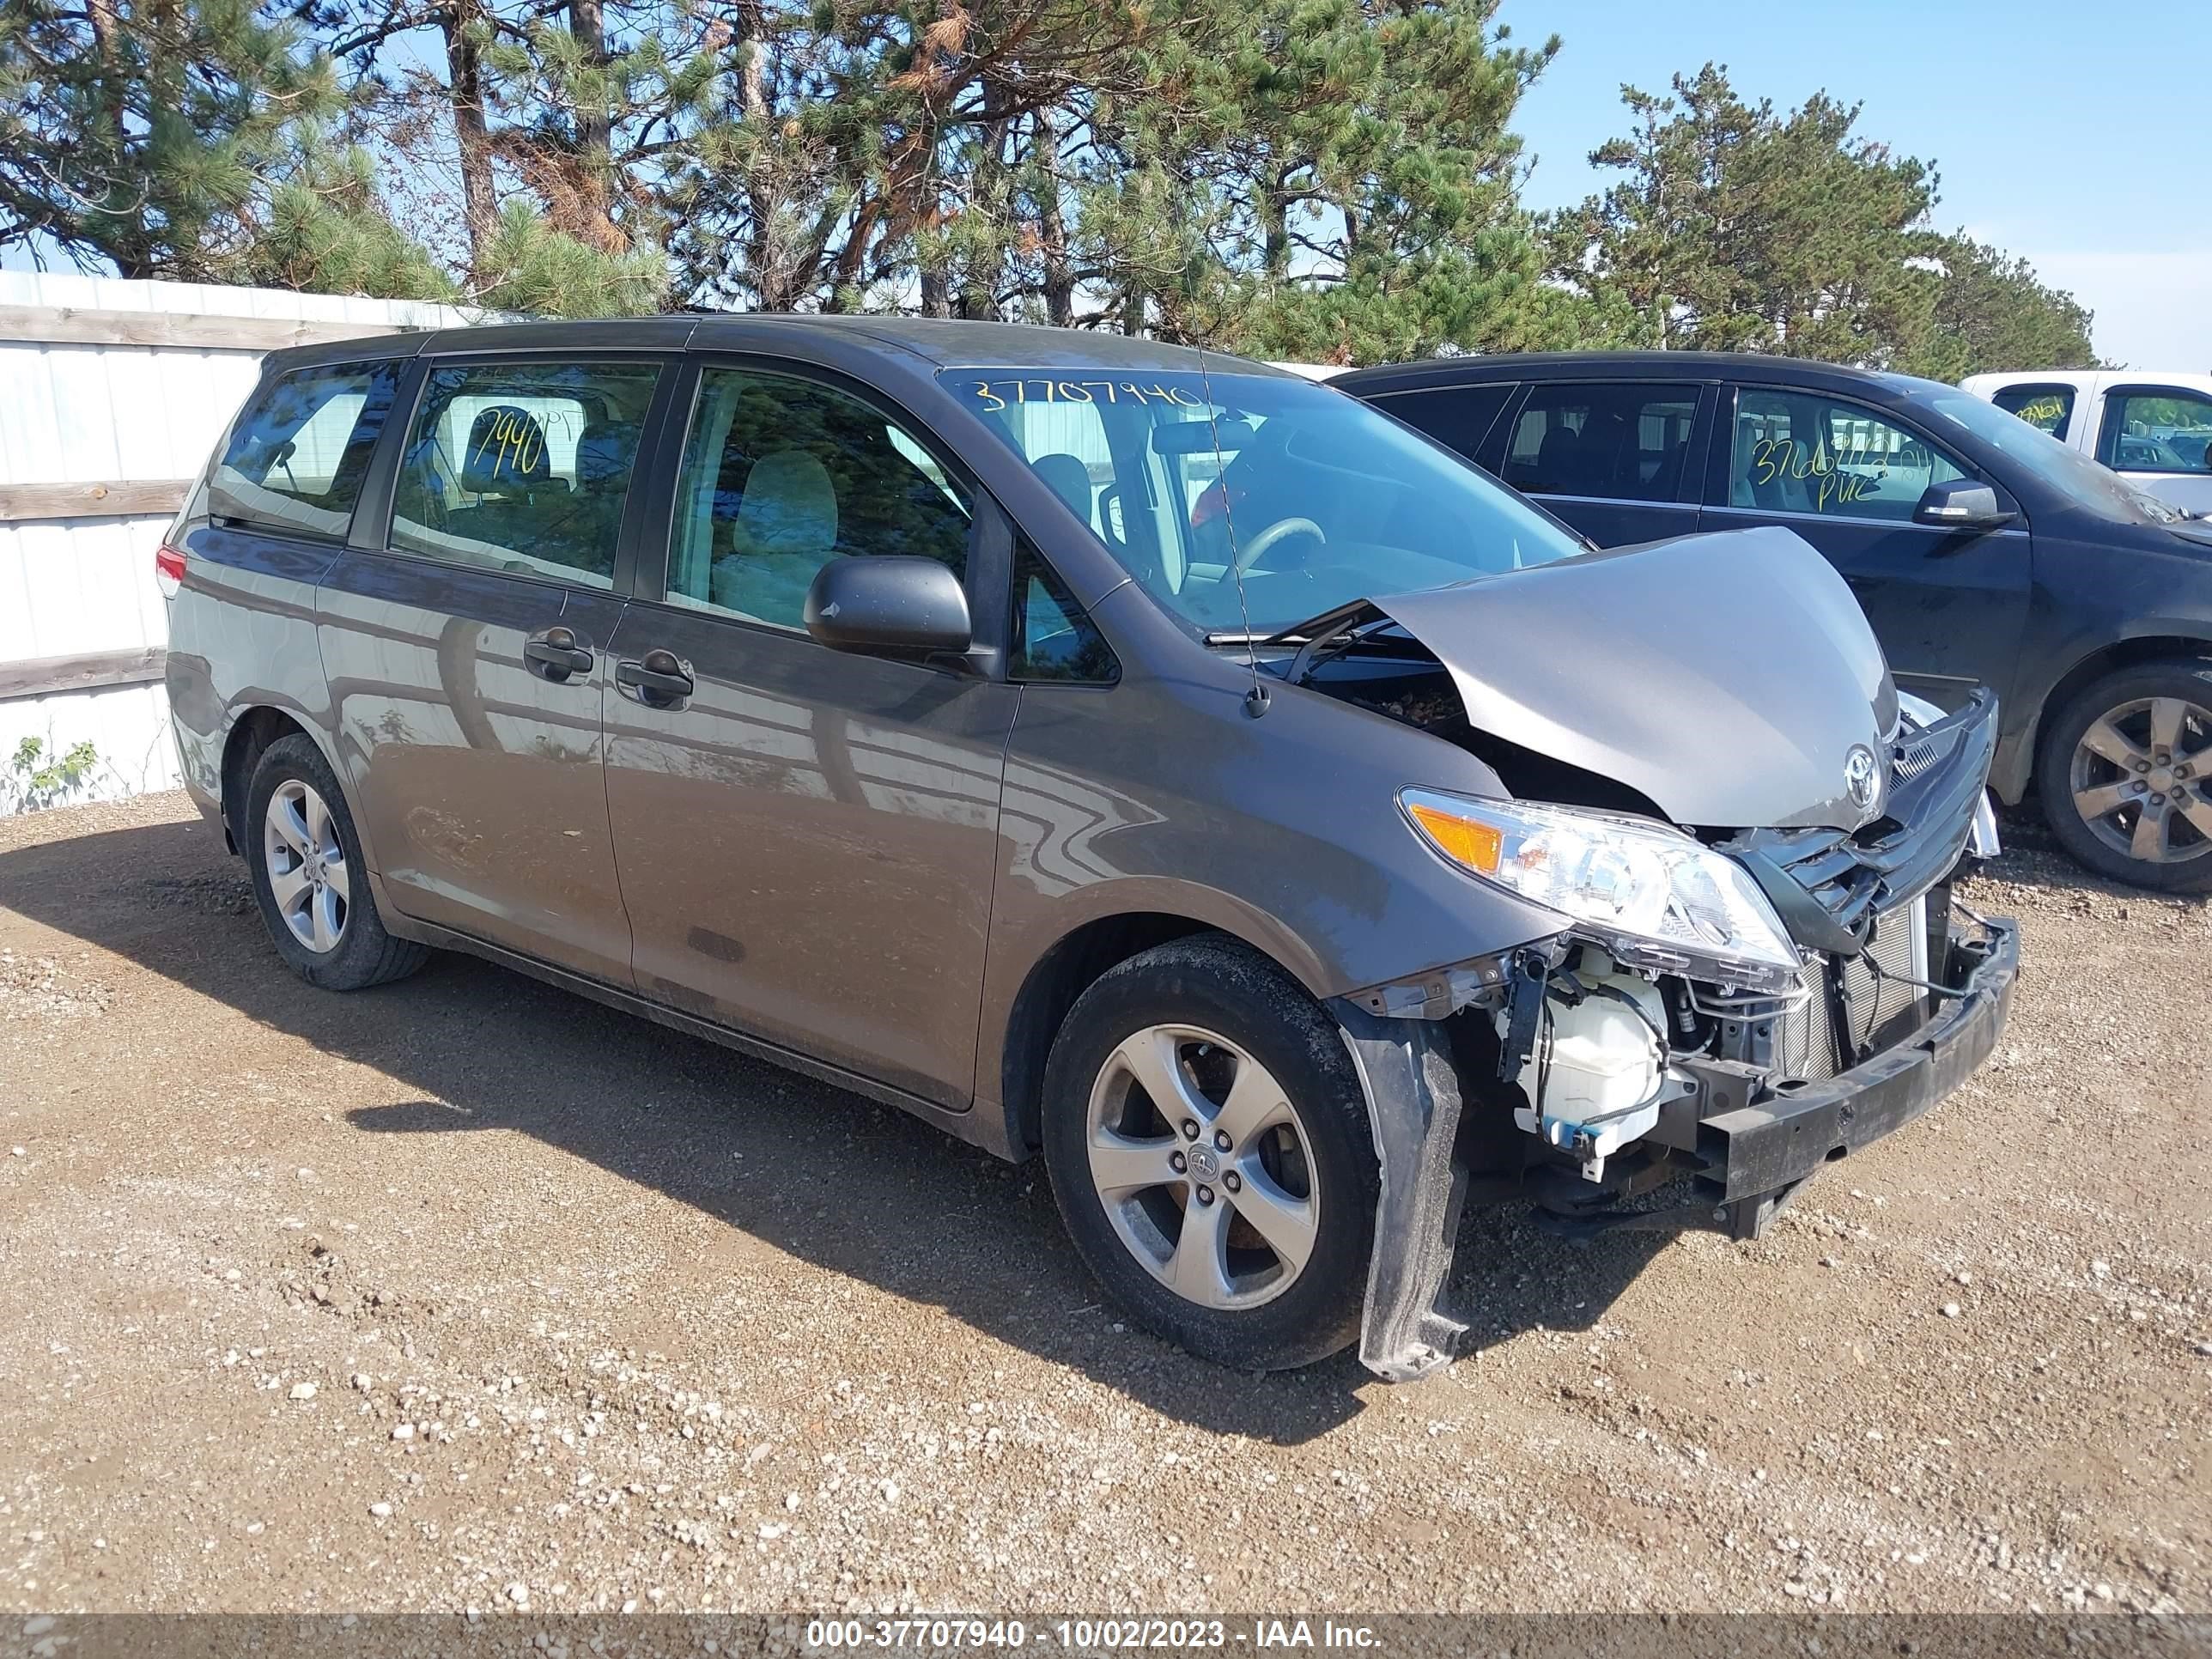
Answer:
[161,318,2018,1379]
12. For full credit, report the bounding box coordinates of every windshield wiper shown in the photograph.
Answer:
[1206,599,1405,688]
[1205,597,1387,649]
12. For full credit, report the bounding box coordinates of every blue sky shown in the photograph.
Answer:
[1499,0,2212,368]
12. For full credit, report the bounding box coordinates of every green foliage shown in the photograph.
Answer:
[3,738,100,814]
[1908,234,2100,380]
[241,149,462,301]
[0,0,344,279]
[0,3,2099,364]
[1545,64,1947,365]
[471,199,669,316]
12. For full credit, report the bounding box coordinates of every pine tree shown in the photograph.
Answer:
[1546,64,1942,365]
[0,0,344,278]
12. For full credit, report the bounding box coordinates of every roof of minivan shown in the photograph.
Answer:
[258,313,1302,378]
[1334,350,1901,393]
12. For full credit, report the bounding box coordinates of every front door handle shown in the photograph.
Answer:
[615,648,696,708]
[525,625,595,683]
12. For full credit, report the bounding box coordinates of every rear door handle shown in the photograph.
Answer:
[525,626,595,683]
[615,648,695,709]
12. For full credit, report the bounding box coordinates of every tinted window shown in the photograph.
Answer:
[389,361,660,588]
[944,369,1585,636]
[2099,388,2212,476]
[1012,543,1117,684]
[1990,382,2075,440]
[1500,382,1700,501]
[1370,384,1516,466]
[1729,388,1966,520]
[666,368,971,629]
[210,361,401,538]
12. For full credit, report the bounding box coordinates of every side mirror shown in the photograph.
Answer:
[1913,479,2014,532]
[804,556,972,657]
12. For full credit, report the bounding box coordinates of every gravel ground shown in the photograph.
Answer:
[0,790,2205,1619]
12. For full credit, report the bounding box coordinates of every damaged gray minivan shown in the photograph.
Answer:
[163,319,2019,1380]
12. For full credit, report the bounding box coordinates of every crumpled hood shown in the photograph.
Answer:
[1374,526,1897,832]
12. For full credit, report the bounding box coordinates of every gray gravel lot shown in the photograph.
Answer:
[0,791,2205,1617]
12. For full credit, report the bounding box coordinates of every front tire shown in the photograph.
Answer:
[1040,936,1380,1371]
[2037,659,2212,893]
[245,734,428,990]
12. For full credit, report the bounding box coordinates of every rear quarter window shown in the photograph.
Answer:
[209,361,404,539]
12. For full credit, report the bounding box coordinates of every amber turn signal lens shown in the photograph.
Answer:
[1407,800,1503,874]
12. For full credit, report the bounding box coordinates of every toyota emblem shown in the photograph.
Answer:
[1844,744,1881,815]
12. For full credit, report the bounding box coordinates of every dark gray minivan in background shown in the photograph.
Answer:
[161,318,2018,1380]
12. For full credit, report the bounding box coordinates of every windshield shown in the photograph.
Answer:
[1893,377,2184,525]
[940,368,1589,634]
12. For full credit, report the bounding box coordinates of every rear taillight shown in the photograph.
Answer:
[155,542,185,599]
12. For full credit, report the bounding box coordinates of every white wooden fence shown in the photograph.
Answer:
[0,271,489,814]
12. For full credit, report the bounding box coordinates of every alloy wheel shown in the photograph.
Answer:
[1084,1024,1319,1310]
[2068,696,2212,866]
[264,779,349,953]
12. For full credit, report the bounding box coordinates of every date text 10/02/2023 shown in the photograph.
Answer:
[803,1619,1382,1650]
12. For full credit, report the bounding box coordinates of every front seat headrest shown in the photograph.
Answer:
[1031,453,1095,523]
[734,451,838,559]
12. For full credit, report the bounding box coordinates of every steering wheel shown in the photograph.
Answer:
[1231,516,1325,574]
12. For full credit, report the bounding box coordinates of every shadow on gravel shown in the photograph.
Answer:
[0,816,1668,1442]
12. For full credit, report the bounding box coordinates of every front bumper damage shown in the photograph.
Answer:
[1333,911,2017,1382]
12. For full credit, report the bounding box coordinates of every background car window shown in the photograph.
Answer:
[1729,390,1966,520]
[1369,383,1516,467]
[666,368,972,629]
[1500,382,1699,501]
[1012,543,1118,684]
[1990,382,2076,441]
[389,362,658,587]
[2099,389,2212,475]
[209,361,402,539]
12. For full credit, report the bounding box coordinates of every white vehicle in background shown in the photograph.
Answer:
[1963,370,2212,517]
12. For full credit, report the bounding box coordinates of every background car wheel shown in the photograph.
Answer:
[2038,659,2212,893]
[245,735,429,990]
[1040,935,1380,1371]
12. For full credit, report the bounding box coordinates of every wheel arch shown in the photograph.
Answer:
[2018,633,2212,799]
[219,707,368,864]
[993,908,1322,1162]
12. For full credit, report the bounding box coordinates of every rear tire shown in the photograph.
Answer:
[1040,935,1379,1371]
[245,735,428,990]
[2036,659,2212,893]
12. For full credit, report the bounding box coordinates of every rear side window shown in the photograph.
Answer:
[1501,382,1700,501]
[1368,384,1515,466]
[388,360,661,588]
[1990,382,2075,441]
[210,361,402,538]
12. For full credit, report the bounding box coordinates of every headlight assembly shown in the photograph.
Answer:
[1400,788,1807,994]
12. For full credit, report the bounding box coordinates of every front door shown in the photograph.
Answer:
[603,362,1018,1108]
[319,356,665,985]
[1701,383,2031,711]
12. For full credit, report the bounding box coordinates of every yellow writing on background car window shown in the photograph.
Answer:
[2012,396,2069,430]
[1748,436,1885,510]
